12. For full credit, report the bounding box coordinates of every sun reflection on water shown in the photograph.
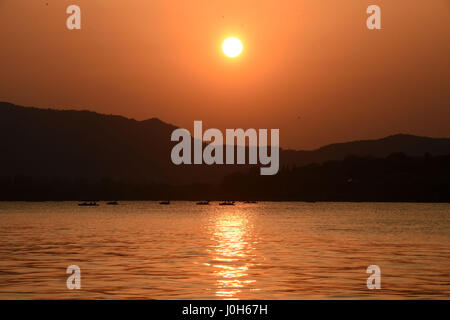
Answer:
[208,208,257,299]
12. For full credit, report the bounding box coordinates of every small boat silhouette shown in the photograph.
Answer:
[78,201,98,207]
[159,200,170,205]
[219,201,235,206]
[196,201,210,205]
[106,201,119,205]
[244,200,257,204]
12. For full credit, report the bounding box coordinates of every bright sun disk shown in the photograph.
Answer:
[222,37,243,58]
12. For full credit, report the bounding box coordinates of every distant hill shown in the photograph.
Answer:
[0,102,177,183]
[0,102,248,185]
[1,101,450,187]
[282,134,450,167]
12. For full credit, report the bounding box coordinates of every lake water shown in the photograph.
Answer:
[0,201,449,299]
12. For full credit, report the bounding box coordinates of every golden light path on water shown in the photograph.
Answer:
[208,210,256,299]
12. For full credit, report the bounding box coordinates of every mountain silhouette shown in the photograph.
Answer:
[1,101,450,189]
[0,102,250,185]
[282,134,450,167]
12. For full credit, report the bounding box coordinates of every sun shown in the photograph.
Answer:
[222,37,243,58]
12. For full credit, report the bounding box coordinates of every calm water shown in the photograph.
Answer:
[0,201,449,299]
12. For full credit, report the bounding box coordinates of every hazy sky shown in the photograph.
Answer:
[0,0,449,149]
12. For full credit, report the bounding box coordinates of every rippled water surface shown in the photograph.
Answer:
[0,202,449,299]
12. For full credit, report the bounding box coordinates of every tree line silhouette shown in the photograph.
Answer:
[1,152,449,202]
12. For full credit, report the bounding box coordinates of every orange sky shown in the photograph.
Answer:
[0,0,449,149]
